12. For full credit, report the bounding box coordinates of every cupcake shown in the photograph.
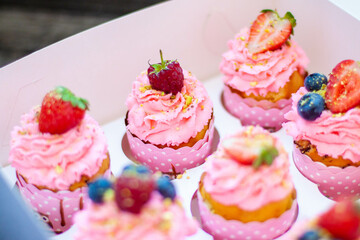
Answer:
[126,50,214,175]
[220,9,308,131]
[198,126,297,240]
[9,86,110,233]
[73,164,198,240]
[283,59,360,200]
[280,200,360,240]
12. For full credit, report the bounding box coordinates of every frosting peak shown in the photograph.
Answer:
[9,107,108,190]
[203,126,294,211]
[73,193,198,240]
[283,87,360,163]
[220,28,308,97]
[126,70,213,146]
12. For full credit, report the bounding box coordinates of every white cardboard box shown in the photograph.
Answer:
[1,0,360,239]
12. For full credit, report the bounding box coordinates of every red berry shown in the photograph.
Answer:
[114,175,155,214]
[38,86,89,134]
[325,59,360,113]
[318,200,360,240]
[222,134,277,168]
[147,50,184,95]
[247,9,296,54]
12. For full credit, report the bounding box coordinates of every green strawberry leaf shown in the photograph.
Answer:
[252,146,279,169]
[55,86,89,110]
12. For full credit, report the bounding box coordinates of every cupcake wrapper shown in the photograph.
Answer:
[223,85,292,131]
[126,118,215,174]
[197,191,298,240]
[16,170,111,233]
[293,146,360,201]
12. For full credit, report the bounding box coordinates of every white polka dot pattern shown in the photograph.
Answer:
[126,118,215,173]
[223,85,292,131]
[15,169,110,233]
[293,146,360,200]
[197,192,298,240]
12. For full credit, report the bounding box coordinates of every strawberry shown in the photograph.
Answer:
[247,9,296,54]
[147,50,184,95]
[325,59,360,113]
[317,200,360,240]
[222,134,278,168]
[114,170,155,214]
[38,86,89,134]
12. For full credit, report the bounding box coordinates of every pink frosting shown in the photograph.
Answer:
[284,87,360,163]
[126,70,213,146]
[9,106,108,190]
[73,192,198,240]
[220,28,309,97]
[203,126,294,211]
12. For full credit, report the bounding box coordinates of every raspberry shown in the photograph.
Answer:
[147,50,184,95]
[114,169,155,214]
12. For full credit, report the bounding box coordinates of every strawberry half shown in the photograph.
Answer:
[317,200,360,240]
[38,86,89,134]
[325,59,360,113]
[222,134,278,168]
[247,9,296,54]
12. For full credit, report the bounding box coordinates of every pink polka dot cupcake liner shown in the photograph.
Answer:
[293,146,360,201]
[126,118,215,174]
[16,170,111,233]
[197,191,298,240]
[223,85,292,131]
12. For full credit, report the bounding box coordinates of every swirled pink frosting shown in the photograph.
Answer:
[202,126,294,211]
[73,192,198,240]
[284,87,360,163]
[9,106,108,190]
[220,28,309,97]
[126,70,213,146]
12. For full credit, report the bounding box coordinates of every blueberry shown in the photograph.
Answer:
[136,165,151,175]
[88,178,112,203]
[304,73,328,91]
[297,93,325,121]
[156,176,176,200]
[298,230,320,240]
[123,164,137,173]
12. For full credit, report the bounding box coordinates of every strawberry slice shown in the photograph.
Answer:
[222,134,277,168]
[247,9,296,54]
[317,200,360,240]
[325,59,360,113]
[222,137,257,165]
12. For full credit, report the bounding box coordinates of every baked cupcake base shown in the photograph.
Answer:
[197,191,298,240]
[16,168,111,233]
[126,117,215,174]
[293,146,360,201]
[223,85,292,132]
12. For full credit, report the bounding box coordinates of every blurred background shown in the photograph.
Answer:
[0,0,166,67]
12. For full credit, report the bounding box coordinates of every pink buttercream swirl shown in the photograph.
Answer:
[284,87,360,163]
[9,106,108,190]
[220,28,309,97]
[126,70,213,146]
[73,192,198,240]
[203,126,294,211]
